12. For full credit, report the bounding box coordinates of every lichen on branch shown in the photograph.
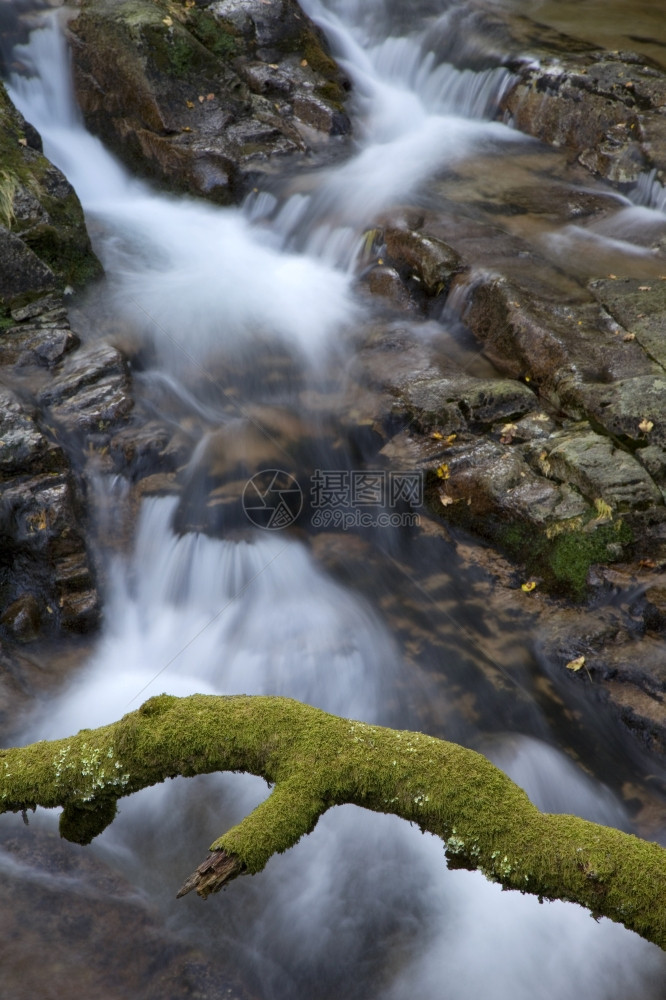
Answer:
[1,693,665,950]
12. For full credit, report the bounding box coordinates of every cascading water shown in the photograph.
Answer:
[3,3,666,998]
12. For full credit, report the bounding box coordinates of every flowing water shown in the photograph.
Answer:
[3,2,666,997]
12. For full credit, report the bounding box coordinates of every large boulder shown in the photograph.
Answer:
[68,0,351,203]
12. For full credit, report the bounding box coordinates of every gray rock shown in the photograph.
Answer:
[0,225,56,308]
[69,0,351,204]
[384,226,464,296]
[38,342,133,435]
[525,426,663,511]
[0,387,66,477]
[0,471,99,637]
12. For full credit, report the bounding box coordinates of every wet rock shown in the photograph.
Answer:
[362,264,413,309]
[460,270,655,387]
[0,471,99,637]
[69,0,351,204]
[0,81,102,294]
[525,425,663,511]
[590,277,666,371]
[0,225,56,309]
[0,593,42,642]
[109,417,180,480]
[38,341,133,437]
[564,375,666,451]
[0,387,66,477]
[501,51,666,185]
[397,373,537,433]
[383,226,464,296]
[0,292,79,368]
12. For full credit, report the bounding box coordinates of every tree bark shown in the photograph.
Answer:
[1,693,665,949]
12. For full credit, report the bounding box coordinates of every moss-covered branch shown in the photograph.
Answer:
[2,694,665,949]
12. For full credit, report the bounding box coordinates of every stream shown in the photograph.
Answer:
[3,1,666,997]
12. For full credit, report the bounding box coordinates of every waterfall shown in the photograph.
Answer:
[4,5,666,999]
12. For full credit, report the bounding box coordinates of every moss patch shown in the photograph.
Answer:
[1,693,666,949]
[0,82,102,289]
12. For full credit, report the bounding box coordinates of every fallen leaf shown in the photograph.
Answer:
[162,15,173,26]
[198,95,205,103]
[300,59,308,67]
[608,273,617,279]
[638,285,652,291]
[436,463,450,481]
[206,93,215,101]
[431,431,444,440]
[639,418,654,433]
[524,375,531,383]
[182,126,192,132]
[566,655,586,672]
[268,63,279,70]
[639,558,656,569]
[521,581,537,593]
[623,332,636,341]
[439,494,456,507]
[18,137,27,147]
[499,422,517,444]
[186,100,195,108]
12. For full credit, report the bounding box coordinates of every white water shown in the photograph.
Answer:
[6,5,666,998]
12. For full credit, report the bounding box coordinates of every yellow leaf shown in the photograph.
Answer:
[436,463,450,480]
[639,418,654,433]
[182,126,192,132]
[566,655,586,672]
[186,100,195,108]
[521,581,537,593]
[593,498,613,522]
[431,431,443,440]
[162,15,173,26]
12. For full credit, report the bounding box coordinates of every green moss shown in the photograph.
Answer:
[185,8,238,60]
[0,171,16,228]
[546,518,632,595]
[433,471,634,599]
[2,694,666,949]
[0,82,102,288]
[300,30,339,79]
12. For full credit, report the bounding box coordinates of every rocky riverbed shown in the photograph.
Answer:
[2,0,666,812]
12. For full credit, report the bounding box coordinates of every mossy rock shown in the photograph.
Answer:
[0,82,101,297]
